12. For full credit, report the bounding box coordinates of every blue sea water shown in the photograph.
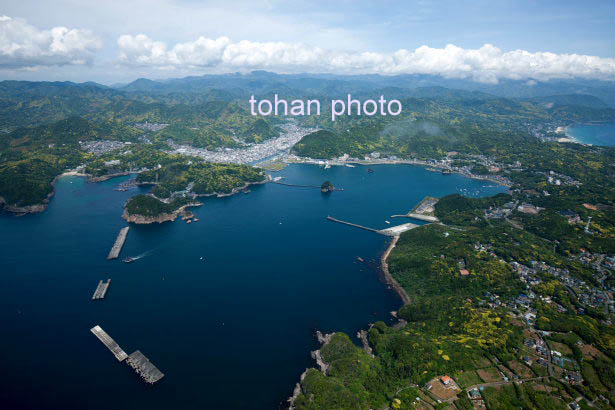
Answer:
[566,122,615,147]
[0,164,506,410]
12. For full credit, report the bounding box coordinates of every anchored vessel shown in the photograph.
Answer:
[92,279,111,300]
[107,226,130,260]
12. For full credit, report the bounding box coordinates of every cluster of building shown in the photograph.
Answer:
[80,140,131,155]
[168,122,316,164]
[540,170,582,187]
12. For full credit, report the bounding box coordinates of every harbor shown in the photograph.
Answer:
[92,279,111,300]
[107,226,130,260]
[390,196,440,222]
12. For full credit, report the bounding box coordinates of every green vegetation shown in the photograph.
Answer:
[137,161,265,198]
[124,194,191,217]
[321,180,334,193]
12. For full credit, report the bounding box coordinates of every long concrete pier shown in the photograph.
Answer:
[126,350,165,384]
[326,216,419,236]
[90,325,128,361]
[107,226,130,260]
[273,181,321,189]
[92,279,111,300]
[326,216,381,233]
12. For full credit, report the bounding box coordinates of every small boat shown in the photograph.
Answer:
[186,219,192,224]
[367,168,375,173]
[345,164,356,168]
[357,257,364,262]
[123,256,138,263]
[385,220,391,224]
[193,218,200,222]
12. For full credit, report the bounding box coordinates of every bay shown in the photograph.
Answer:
[0,164,506,410]
[566,122,615,147]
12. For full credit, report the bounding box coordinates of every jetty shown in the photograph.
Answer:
[92,279,111,300]
[326,216,419,236]
[126,350,165,384]
[90,325,128,361]
[107,226,130,260]
[273,181,344,191]
[326,216,380,233]
[273,181,321,189]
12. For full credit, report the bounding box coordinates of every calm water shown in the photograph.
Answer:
[566,122,615,147]
[0,164,505,410]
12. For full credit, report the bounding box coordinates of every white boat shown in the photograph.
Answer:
[345,164,356,168]
[385,220,391,224]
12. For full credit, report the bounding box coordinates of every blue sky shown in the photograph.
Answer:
[1,0,614,83]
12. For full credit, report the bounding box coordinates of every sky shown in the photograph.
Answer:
[1,0,614,84]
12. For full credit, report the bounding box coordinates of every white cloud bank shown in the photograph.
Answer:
[117,34,615,83]
[0,16,102,68]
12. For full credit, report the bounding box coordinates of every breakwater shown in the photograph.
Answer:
[107,227,130,259]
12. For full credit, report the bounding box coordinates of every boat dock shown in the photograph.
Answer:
[126,350,165,384]
[90,325,128,361]
[92,279,111,300]
[107,226,130,260]
[326,216,419,236]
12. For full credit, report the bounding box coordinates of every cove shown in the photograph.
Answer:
[566,122,615,147]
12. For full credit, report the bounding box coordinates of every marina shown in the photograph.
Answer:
[90,325,128,361]
[92,279,111,300]
[107,226,130,260]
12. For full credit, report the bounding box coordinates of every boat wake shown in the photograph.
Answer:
[123,248,155,263]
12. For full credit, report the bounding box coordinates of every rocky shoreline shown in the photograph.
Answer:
[122,202,203,224]
[286,156,512,188]
[2,170,270,217]
[288,331,334,410]
[286,237,412,409]
[381,236,411,305]
[194,175,272,199]
[0,169,105,215]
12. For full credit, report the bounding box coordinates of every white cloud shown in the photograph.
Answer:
[0,15,102,68]
[117,35,615,83]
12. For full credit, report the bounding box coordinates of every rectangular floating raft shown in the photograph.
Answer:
[90,325,128,361]
[126,350,165,384]
[107,226,130,260]
[92,279,111,300]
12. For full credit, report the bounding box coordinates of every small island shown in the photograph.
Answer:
[321,180,334,193]
[123,161,267,224]
[123,194,201,224]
